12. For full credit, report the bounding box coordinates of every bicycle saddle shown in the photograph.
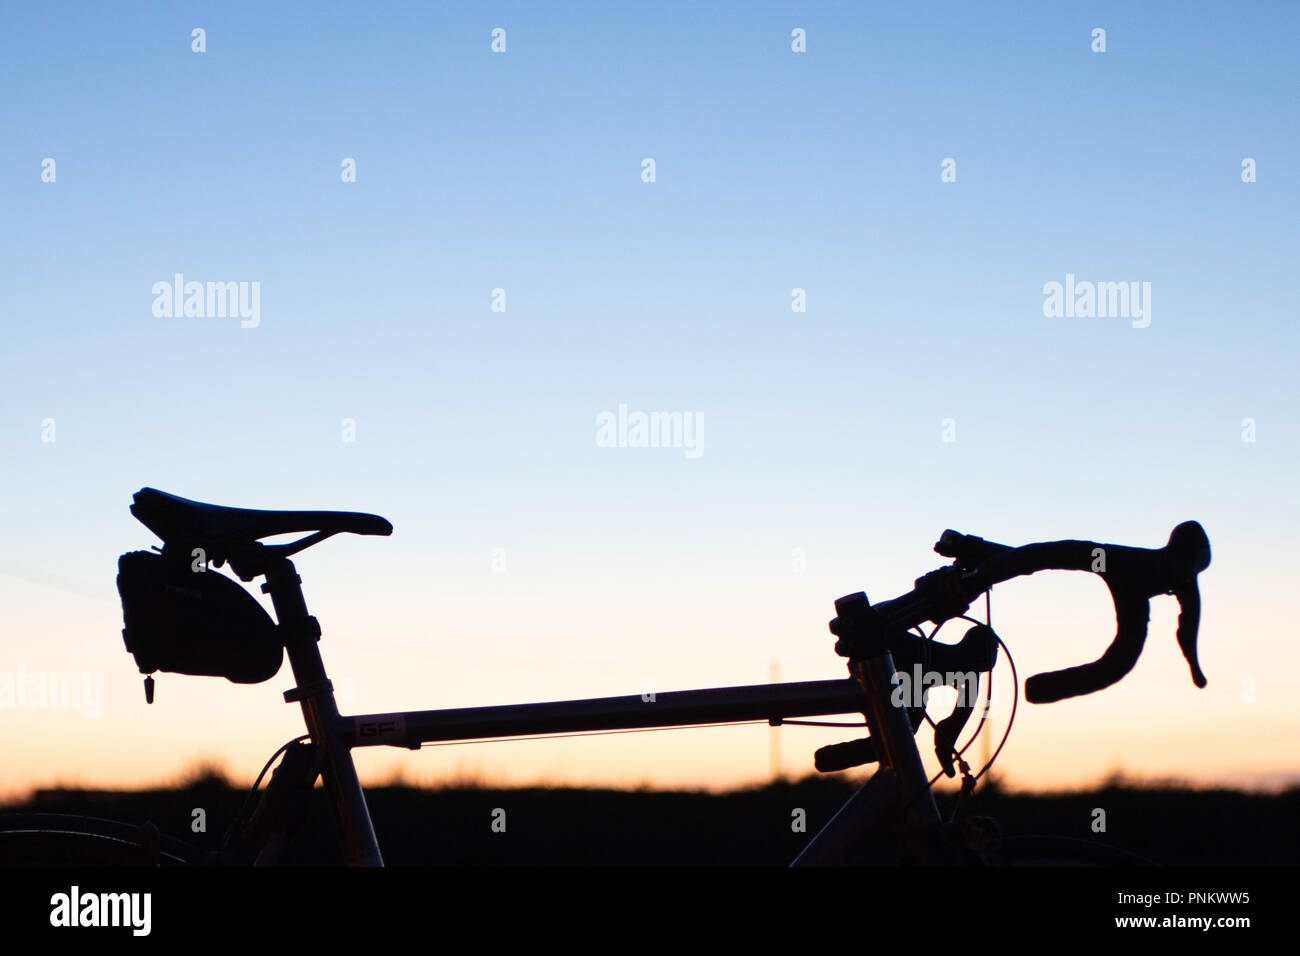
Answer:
[130,488,393,546]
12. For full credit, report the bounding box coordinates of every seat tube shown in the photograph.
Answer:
[852,652,942,829]
[264,559,384,866]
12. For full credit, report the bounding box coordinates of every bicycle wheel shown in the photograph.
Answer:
[0,813,202,866]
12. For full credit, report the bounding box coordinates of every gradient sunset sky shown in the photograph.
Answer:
[2,2,1298,800]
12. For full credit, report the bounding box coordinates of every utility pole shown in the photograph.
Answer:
[981,685,992,778]
[769,658,781,780]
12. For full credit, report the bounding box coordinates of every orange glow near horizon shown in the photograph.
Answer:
[2,560,1296,804]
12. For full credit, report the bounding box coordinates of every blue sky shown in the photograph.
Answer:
[1,2,1297,795]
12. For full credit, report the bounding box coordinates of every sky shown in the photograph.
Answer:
[1,2,1298,801]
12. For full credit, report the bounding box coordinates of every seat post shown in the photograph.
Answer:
[262,558,384,866]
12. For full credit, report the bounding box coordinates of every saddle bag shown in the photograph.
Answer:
[116,550,284,684]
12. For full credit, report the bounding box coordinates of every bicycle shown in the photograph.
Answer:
[0,488,1212,866]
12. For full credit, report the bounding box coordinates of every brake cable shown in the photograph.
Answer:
[231,734,311,836]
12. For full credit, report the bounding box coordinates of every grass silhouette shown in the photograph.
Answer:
[5,771,1295,865]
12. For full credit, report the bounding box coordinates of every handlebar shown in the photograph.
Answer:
[831,521,1211,704]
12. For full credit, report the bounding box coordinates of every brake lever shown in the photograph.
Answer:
[1173,579,1206,688]
[815,624,997,775]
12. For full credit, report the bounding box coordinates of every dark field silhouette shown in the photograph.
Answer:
[7,774,1297,865]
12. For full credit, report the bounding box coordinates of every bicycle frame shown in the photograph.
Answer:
[260,556,943,866]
